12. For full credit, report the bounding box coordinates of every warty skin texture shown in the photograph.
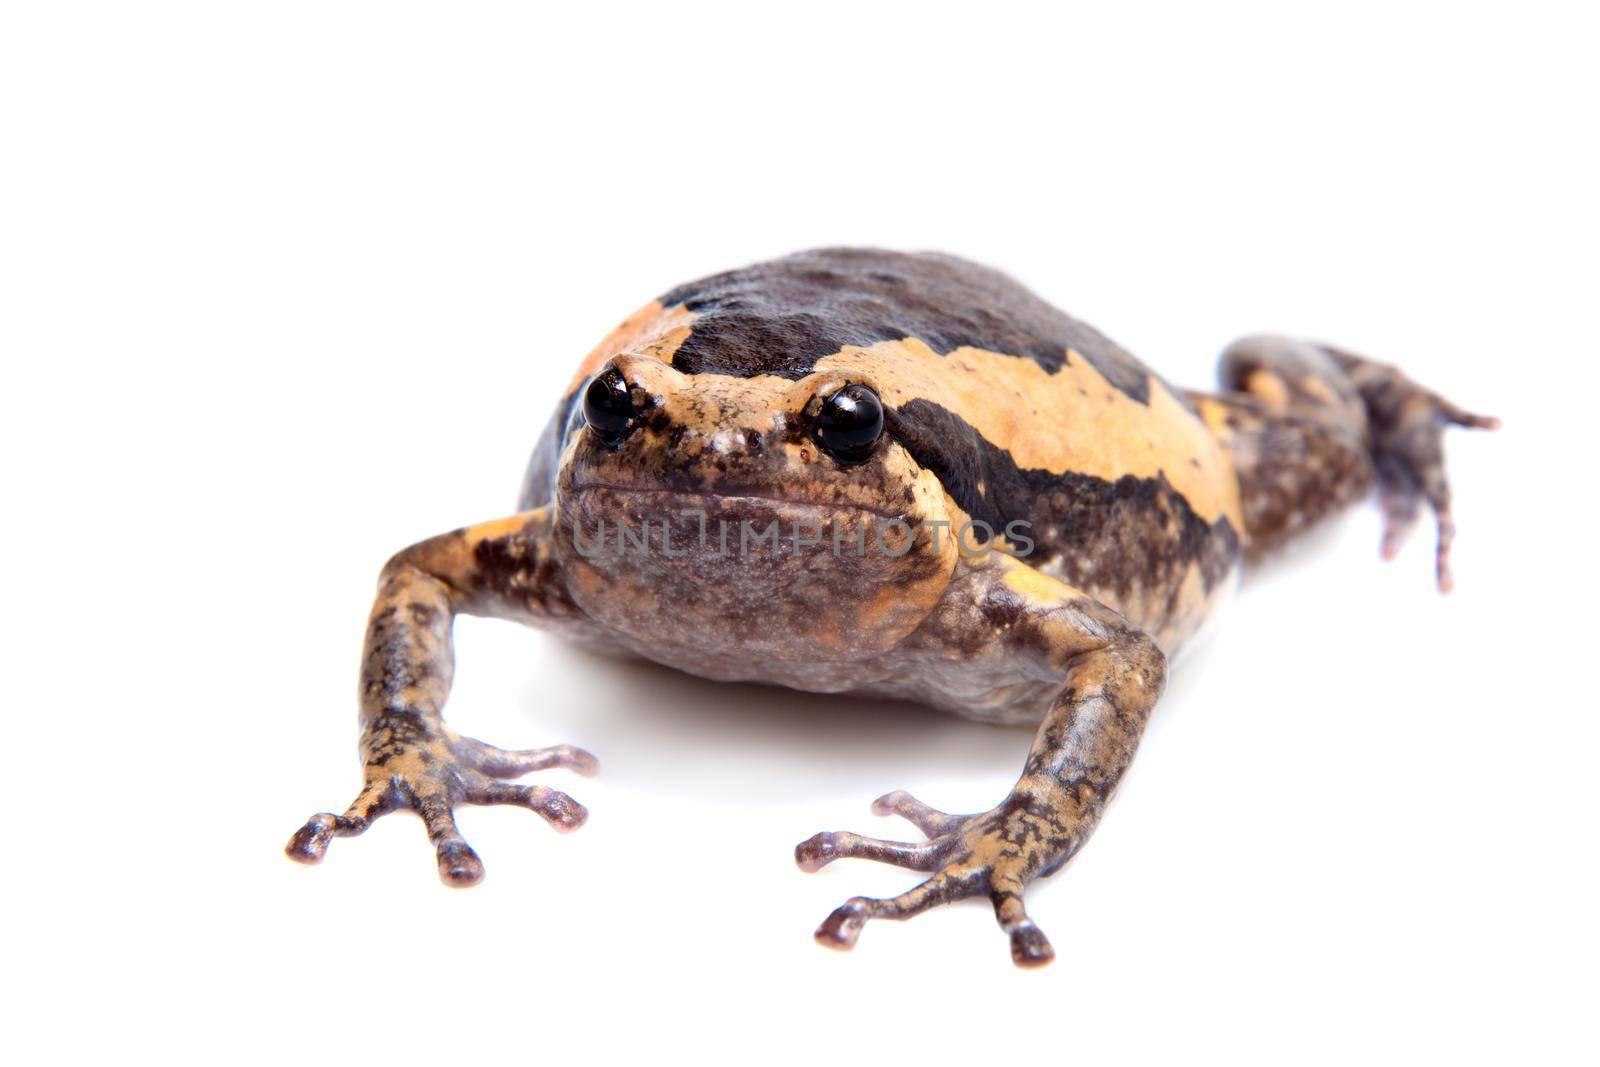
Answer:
[287,248,1495,967]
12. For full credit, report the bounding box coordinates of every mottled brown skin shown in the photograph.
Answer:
[287,249,1495,967]
[1191,335,1498,591]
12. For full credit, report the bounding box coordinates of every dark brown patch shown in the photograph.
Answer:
[1191,389,1373,557]
[658,248,1158,403]
[887,398,1241,599]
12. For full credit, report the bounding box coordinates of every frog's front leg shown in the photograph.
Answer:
[286,507,598,886]
[795,556,1165,968]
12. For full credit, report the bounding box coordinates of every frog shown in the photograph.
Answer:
[286,248,1496,967]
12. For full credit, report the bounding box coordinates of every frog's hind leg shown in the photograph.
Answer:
[1192,335,1497,590]
[286,507,599,885]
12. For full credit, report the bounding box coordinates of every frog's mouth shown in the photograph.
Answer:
[559,480,935,571]
[564,481,909,522]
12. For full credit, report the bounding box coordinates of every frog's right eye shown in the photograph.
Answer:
[582,368,637,448]
[812,382,883,467]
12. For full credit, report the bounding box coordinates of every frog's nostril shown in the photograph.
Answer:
[582,368,637,448]
[706,427,768,457]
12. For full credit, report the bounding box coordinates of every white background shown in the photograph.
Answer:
[5,2,1596,1064]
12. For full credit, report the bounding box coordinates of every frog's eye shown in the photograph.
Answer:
[812,383,884,467]
[582,368,637,448]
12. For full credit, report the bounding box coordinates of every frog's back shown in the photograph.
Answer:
[525,248,1243,649]
[656,247,1153,392]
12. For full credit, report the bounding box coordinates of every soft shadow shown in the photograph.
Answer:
[1149,516,1355,729]
[1237,513,1358,592]
[1158,620,1222,724]
[513,644,1028,806]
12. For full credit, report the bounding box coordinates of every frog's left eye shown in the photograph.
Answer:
[812,383,884,467]
[583,368,637,448]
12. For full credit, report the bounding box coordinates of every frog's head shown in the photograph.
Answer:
[551,353,961,665]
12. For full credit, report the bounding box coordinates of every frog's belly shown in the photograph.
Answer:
[573,627,1061,726]
[845,660,1061,725]
[552,551,1237,725]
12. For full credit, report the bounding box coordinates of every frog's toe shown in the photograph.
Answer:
[285,783,398,866]
[794,831,940,873]
[1372,390,1497,593]
[796,789,975,871]
[993,886,1056,967]
[465,779,588,833]
[1438,400,1500,432]
[1378,486,1423,562]
[813,867,976,951]
[446,731,599,779]
[416,776,586,885]
[869,789,970,837]
[416,790,486,887]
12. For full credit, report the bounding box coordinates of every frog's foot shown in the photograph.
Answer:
[286,723,596,886]
[796,788,1069,968]
[1365,379,1499,593]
